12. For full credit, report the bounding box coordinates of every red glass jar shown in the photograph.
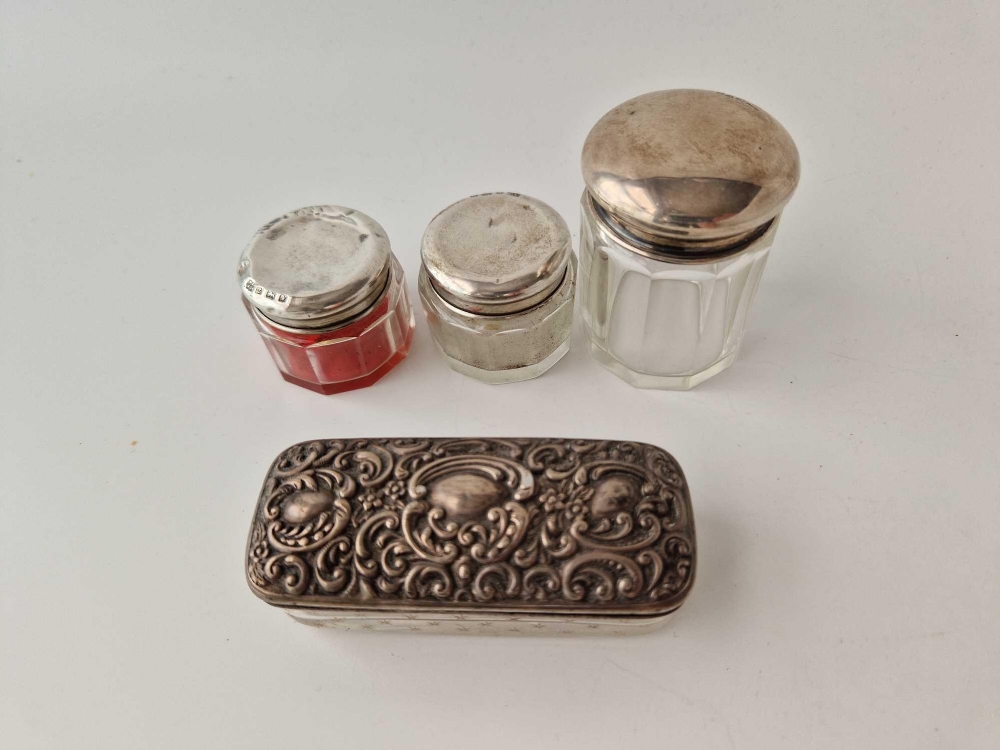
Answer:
[238,206,414,395]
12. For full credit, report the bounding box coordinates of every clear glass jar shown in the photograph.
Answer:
[579,89,799,389]
[418,193,576,384]
[238,206,414,395]
[579,194,777,389]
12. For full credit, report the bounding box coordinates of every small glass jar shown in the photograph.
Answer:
[418,193,576,384]
[238,205,414,395]
[579,89,800,389]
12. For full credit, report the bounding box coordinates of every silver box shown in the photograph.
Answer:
[246,438,696,634]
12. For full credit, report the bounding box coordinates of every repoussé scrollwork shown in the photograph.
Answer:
[247,438,695,614]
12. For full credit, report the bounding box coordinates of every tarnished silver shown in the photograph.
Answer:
[238,206,392,329]
[582,89,800,253]
[421,193,572,315]
[246,438,696,634]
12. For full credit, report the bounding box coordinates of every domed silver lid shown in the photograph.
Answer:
[238,206,392,329]
[420,193,572,315]
[582,89,800,251]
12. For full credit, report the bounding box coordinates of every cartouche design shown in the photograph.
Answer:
[247,438,695,616]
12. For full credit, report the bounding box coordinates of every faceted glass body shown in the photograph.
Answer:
[247,258,414,394]
[579,193,776,389]
[418,255,576,384]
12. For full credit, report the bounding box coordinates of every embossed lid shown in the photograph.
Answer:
[238,206,392,329]
[582,89,800,251]
[246,438,696,623]
[420,193,572,315]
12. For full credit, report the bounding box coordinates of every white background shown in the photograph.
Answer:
[2,1,998,747]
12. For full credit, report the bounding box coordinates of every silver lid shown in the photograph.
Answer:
[238,206,392,329]
[420,193,572,315]
[582,89,800,251]
[247,437,696,621]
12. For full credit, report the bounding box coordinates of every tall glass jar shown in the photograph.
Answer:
[579,89,800,389]
[238,206,414,395]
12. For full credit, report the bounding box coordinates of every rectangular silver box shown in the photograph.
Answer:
[246,438,696,634]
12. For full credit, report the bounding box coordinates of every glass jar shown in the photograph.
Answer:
[238,206,414,395]
[579,89,800,389]
[418,193,576,384]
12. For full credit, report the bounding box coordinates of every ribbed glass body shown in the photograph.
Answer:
[418,255,576,384]
[579,193,775,390]
[247,258,414,394]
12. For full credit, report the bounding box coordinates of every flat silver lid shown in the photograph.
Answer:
[420,193,571,315]
[582,89,800,251]
[238,206,392,329]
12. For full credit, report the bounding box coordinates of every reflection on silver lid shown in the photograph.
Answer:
[238,206,392,329]
[582,89,800,250]
[420,193,572,315]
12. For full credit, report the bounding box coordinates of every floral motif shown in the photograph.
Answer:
[562,485,594,521]
[382,479,407,505]
[538,488,566,513]
[247,438,695,615]
[357,491,383,513]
